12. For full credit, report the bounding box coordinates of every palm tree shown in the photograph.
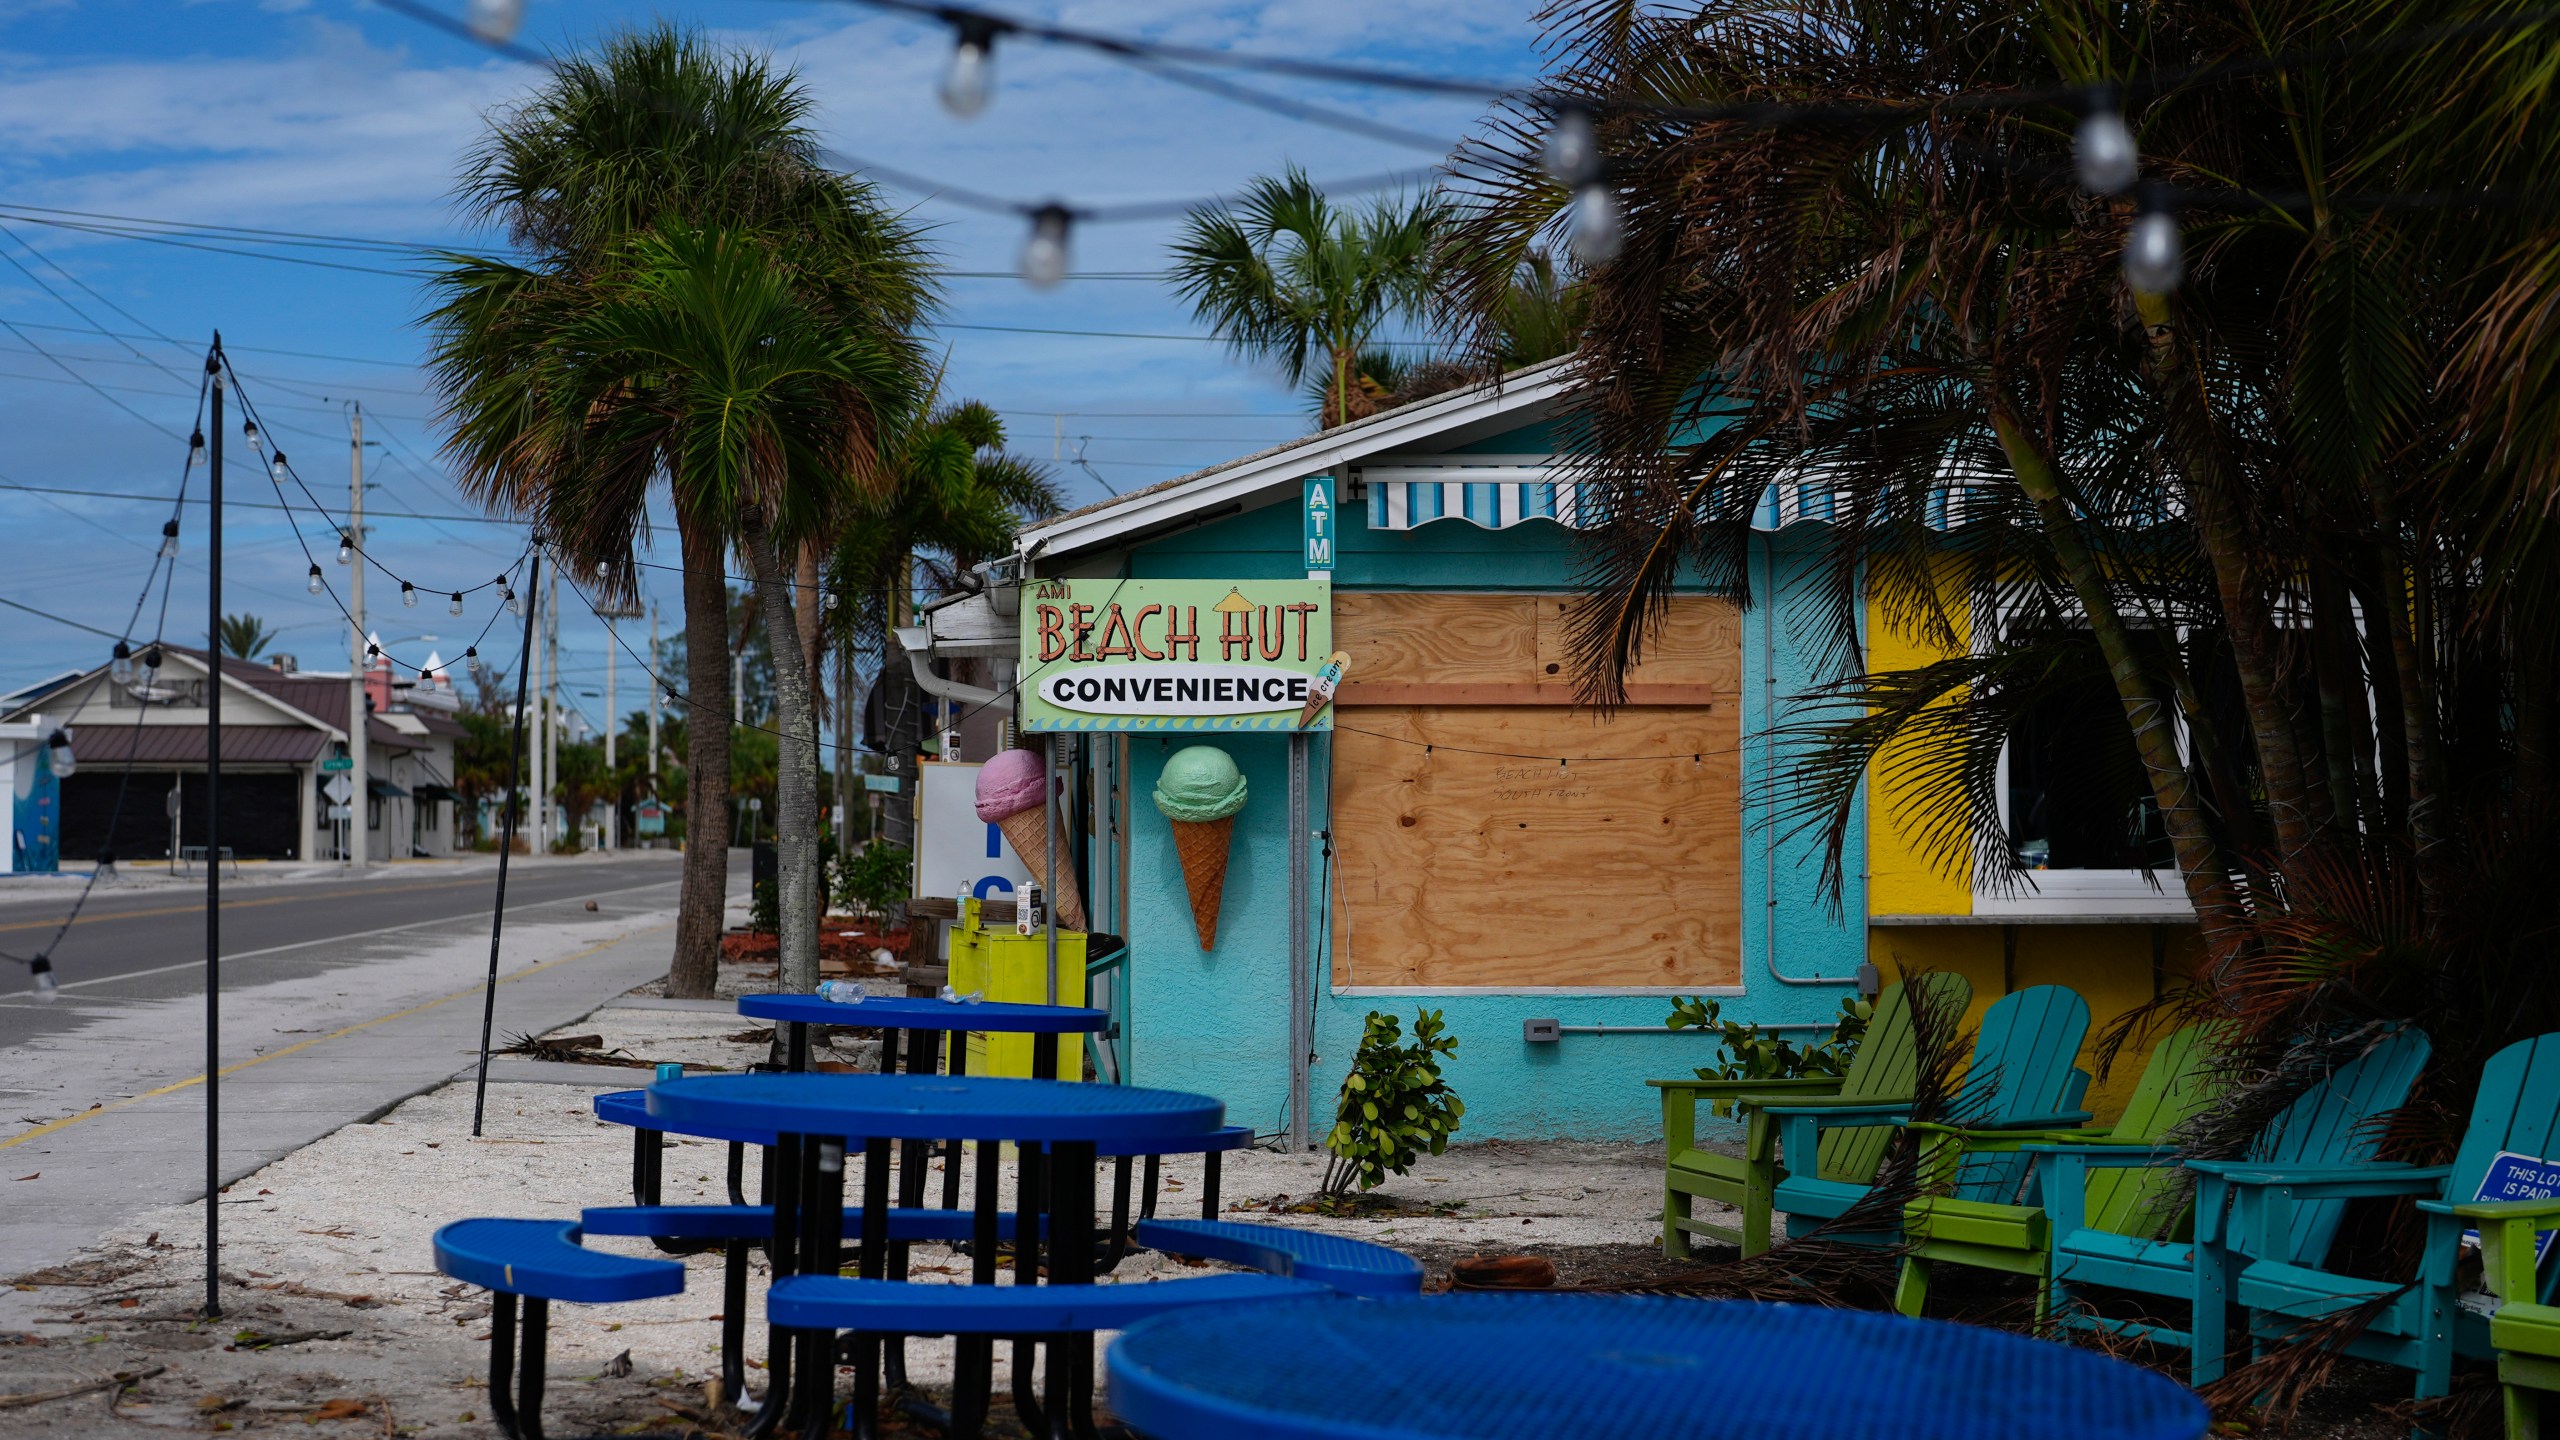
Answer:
[427,25,934,997]
[1170,168,1443,430]
[539,223,914,993]
[829,396,1062,848]
[1440,0,2560,1323]
[218,614,273,661]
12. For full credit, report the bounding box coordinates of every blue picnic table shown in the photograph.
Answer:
[646,1071,1239,1440]
[1107,1293,2210,1440]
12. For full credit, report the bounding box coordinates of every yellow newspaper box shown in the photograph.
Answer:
[946,898,1085,1081]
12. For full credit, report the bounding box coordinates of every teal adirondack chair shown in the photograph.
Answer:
[1895,1021,2224,1322]
[2025,1023,2430,1382]
[1651,973,1972,1259]
[2224,1030,2560,1420]
[1757,984,2094,1248]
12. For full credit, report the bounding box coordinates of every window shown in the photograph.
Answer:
[2005,673,2171,871]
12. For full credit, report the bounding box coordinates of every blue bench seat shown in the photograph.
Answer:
[766,1271,1327,1334]
[580,1204,1039,1243]
[434,1218,683,1303]
[1134,1218,1423,1298]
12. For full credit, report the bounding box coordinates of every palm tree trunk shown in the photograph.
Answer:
[668,514,734,999]
[2368,495,2455,922]
[747,516,821,995]
[1987,398,2252,972]
[2133,293,2332,865]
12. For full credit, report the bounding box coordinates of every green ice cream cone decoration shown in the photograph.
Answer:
[1154,745,1247,950]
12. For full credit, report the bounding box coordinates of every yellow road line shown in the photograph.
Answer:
[0,922,674,1153]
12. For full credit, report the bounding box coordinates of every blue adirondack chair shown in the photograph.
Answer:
[2024,1023,2432,1382]
[2222,1030,2560,1419]
[1758,984,2093,1246]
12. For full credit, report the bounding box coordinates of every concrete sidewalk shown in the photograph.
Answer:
[0,894,685,1276]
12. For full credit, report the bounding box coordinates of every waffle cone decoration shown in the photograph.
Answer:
[1153,744,1247,952]
[996,808,1088,931]
[1170,815,1235,950]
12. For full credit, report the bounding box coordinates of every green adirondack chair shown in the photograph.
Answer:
[1754,984,2094,1249]
[2478,1199,2560,1438]
[2224,1030,2560,1421]
[1651,973,1972,1259]
[1894,1021,2223,1321]
[2023,1022,2430,1382]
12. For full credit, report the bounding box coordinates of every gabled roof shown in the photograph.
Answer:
[1017,357,1578,564]
[1,647,429,753]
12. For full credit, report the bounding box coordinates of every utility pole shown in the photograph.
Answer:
[527,574,545,857]
[604,611,617,851]
[646,601,660,783]
[346,403,367,871]
[544,567,559,852]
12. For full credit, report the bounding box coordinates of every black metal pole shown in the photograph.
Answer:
[472,547,540,1137]
[202,340,223,1320]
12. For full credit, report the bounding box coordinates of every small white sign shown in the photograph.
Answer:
[914,760,1035,904]
[322,773,353,805]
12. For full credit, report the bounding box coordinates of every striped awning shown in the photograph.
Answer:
[1358,461,1988,534]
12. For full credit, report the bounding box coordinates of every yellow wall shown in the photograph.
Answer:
[1863,584,1972,916]
[1866,923,2204,1121]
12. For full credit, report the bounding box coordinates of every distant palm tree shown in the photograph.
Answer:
[218,613,273,660]
[427,24,933,997]
[1170,168,1443,429]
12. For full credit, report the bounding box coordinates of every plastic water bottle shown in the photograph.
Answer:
[815,981,867,1005]
[937,983,959,1003]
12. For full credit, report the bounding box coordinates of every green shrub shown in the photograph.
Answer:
[749,879,779,935]
[834,840,912,917]
[1322,1010,1464,1195]
[1666,993,1874,1111]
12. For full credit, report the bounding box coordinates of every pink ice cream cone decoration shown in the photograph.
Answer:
[974,748,1086,930]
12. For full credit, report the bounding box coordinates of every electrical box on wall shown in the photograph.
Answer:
[1522,1017,1561,1044]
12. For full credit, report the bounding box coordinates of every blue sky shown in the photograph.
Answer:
[0,0,1543,725]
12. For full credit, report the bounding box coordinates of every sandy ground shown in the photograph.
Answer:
[0,993,1678,1437]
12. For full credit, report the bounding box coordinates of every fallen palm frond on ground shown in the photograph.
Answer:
[495,1032,655,1067]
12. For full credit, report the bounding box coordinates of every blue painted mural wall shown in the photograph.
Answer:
[1113,435,1866,1140]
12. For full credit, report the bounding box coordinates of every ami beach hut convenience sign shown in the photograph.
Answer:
[1020,577,1337,732]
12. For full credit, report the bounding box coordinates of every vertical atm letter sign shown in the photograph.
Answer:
[1304,473,1335,576]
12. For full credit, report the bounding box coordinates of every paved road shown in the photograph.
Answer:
[0,850,728,1273]
[0,854,694,1046]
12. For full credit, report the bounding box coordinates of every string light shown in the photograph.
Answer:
[2124,206,2183,293]
[110,640,133,686]
[822,590,839,612]
[159,519,179,559]
[2074,96,2138,195]
[1568,182,1622,264]
[1540,103,1598,187]
[27,954,55,1003]
[401,581,418,608]
[241,418,261,454]
[941,16,1001,118]
[140,646,160,682]
[465,0,524,43]
[336,530,355,565]
[307,563,324,594]
[449,591,465,617]
[466,647,484,679]
[45,728,74,779]
[187,429,205,467]
[269,450,288,483]
[1021,205,1072,289]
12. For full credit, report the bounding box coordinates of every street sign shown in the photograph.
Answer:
[320,755,353,773]
[635,799,666,837]
[323,773,353,805]
[326,804,352,821]
[864,774,902,794]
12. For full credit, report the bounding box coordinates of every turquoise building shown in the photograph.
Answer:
[999,359,1883,1144]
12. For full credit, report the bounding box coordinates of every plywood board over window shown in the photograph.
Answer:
[1329,593,1742,990]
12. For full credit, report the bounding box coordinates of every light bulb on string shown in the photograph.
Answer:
[241,418,261,454]
[110,641,133,687]
[269,451,288,483]
[465,647,484,679]
[140,646,160,682]
[2124,207,2183,295]
[822,590,839,612]
[27,954,55,1004]
[401,581,418,608]
[1541,101,1600,187]
[1569,183,1622,265]
[187,430,205,468]
[449,592,465,617]
[45,728,74,779]
[366,642,380,661]
[465,0,524,44]
[941,17,999,118]
[159,519,179,559]
[307,563,324,595]
[1021,205,1072,289]
[337,531,356,565]
[2075,98,2139,195]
